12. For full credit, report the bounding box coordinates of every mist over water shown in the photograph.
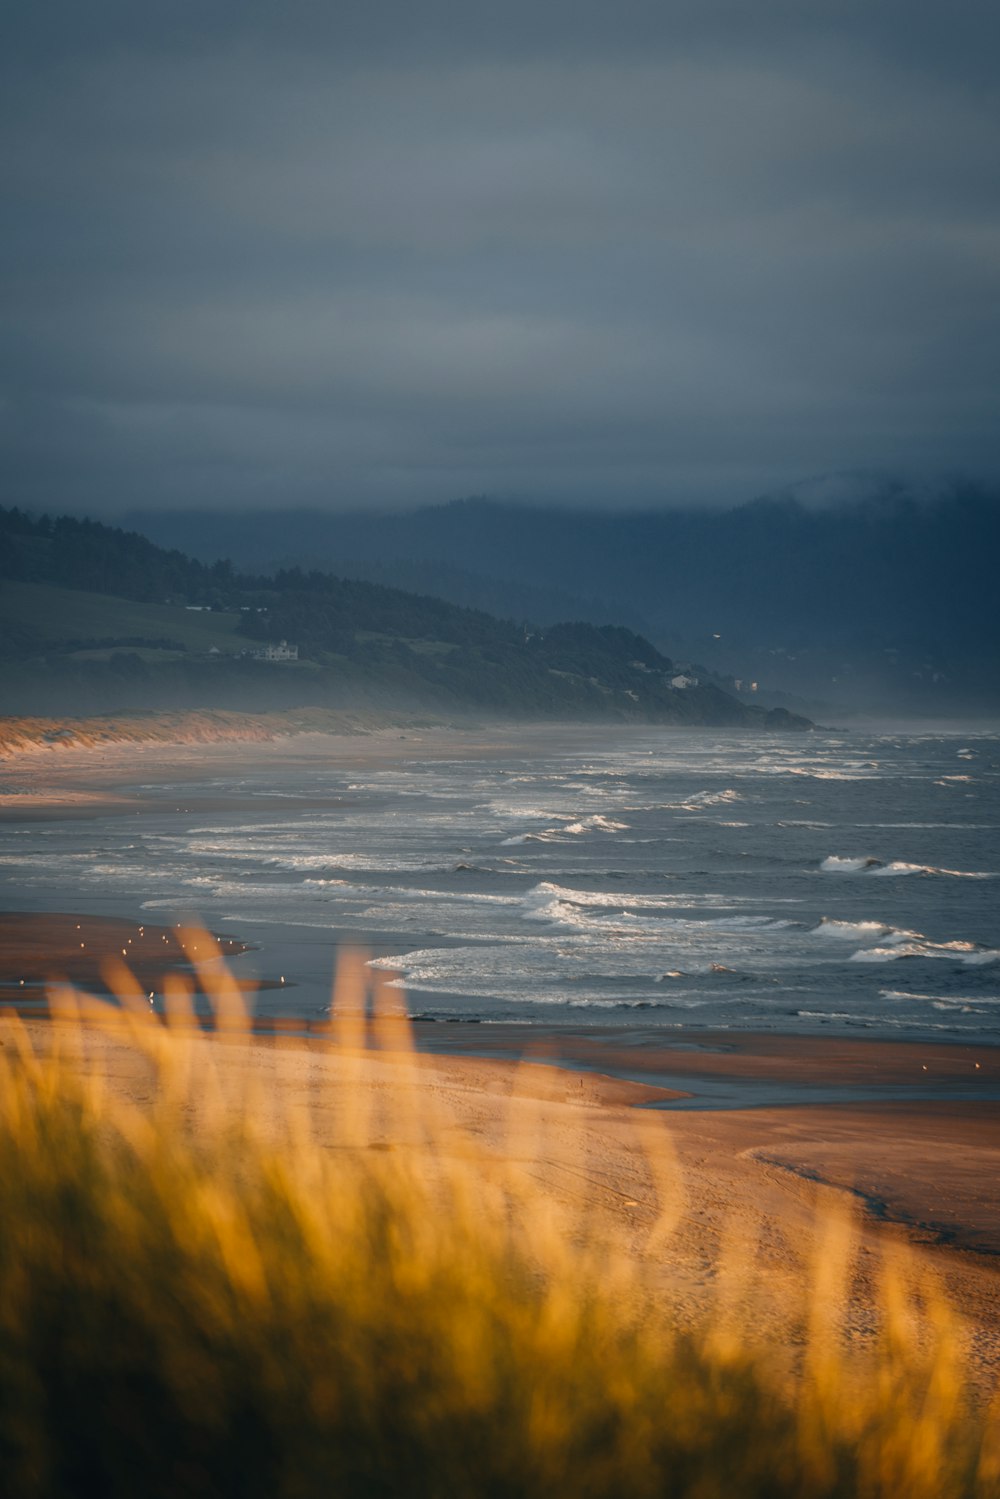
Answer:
[2,727,998,1038]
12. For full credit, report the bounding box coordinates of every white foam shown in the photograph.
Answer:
[518,882,794,940]
[519,881,705,914]
[487,805,566,822]
[821,855,882,874]
[501,813,628,845]
[851,940,1000,966]
[812,918,896,941]
[880,989,1000,1005]
[874,861,933,877]
[821,854,993,879]
[562,815,629,834]
[501,831,559,845]
[789,768,872,781]
[660,788,744,811]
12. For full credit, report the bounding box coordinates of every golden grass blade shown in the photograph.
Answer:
[0,943,993,1499]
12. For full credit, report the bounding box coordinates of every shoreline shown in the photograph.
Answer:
[1,908,994,1054]
[0,708,413,764]
[2,724,998,1376]
[3,719,996,1047]
[4,908,998,1080]
[0,706,811,776]
[4,906,1000,1385]
[13,1007,1000,1391]
[3,707,995,779]
[4,909,999,1255]
[0,718,646,818]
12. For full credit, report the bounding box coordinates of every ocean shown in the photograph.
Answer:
[2,725,998,1040]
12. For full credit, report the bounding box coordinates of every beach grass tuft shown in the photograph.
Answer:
[0,934,996,1497]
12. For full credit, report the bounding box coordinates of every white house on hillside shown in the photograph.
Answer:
[251,640,299,663]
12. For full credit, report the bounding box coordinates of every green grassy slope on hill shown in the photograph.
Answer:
[0,582,247,656]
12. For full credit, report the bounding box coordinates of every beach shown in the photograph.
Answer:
[5,907,1000,1394]
[3,721,999,1034]
[2,720,999,1392]
[12,1002,1000,1397]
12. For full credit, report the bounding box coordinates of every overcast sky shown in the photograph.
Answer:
[2,1,998,512]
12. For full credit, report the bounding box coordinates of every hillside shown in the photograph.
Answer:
[0,507,808,729]
[115,484,1000,715]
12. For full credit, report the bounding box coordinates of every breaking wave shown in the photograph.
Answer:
[501,814,628,845]
[519,881,794,938]
[812,917,1000,967]
[851,939,1000,966]
[880,989,1000,1007]
[821,855,993,879]
[811,918,903,942]
[659,789,744,812]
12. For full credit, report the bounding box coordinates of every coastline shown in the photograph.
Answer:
[0,702,810,776]
[0,708,408,763]
[14,1003,1000,1393]
[2,723,998,1385]
[4,911,999,1247]
[0,716,620,819]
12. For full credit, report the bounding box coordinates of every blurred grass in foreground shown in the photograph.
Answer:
[0,933,997,1498]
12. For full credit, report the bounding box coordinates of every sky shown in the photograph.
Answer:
[2,1,999,514]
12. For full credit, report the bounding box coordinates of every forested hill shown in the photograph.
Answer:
[0,506,808,728]
[0,505,513,648]
[116,482,1000,714]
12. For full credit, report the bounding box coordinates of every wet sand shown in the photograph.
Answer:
[422,1025,1000,1260]
[0,912,255,1007]
[416,1021,999,1098]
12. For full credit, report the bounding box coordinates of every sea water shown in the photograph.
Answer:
[1,726,998,1039]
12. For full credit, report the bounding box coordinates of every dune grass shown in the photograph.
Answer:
[0,936,996,1498]
[0,707,392,760]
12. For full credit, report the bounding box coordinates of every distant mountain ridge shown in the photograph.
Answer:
[114,482,1000,714]
[0,506,807,728]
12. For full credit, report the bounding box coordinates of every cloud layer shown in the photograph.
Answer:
[3,2,999,509]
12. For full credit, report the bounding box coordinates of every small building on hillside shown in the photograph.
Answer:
[670,672,699,690]
[251,640,299,663]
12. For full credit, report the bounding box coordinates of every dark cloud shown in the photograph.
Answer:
[2,3,999,510]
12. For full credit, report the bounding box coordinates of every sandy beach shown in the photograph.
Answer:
[0,715,533,812]
[11,1000,1000,1401]
[4,907,999,1394]
[2,722,999,1394]
[0,719,436,819]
